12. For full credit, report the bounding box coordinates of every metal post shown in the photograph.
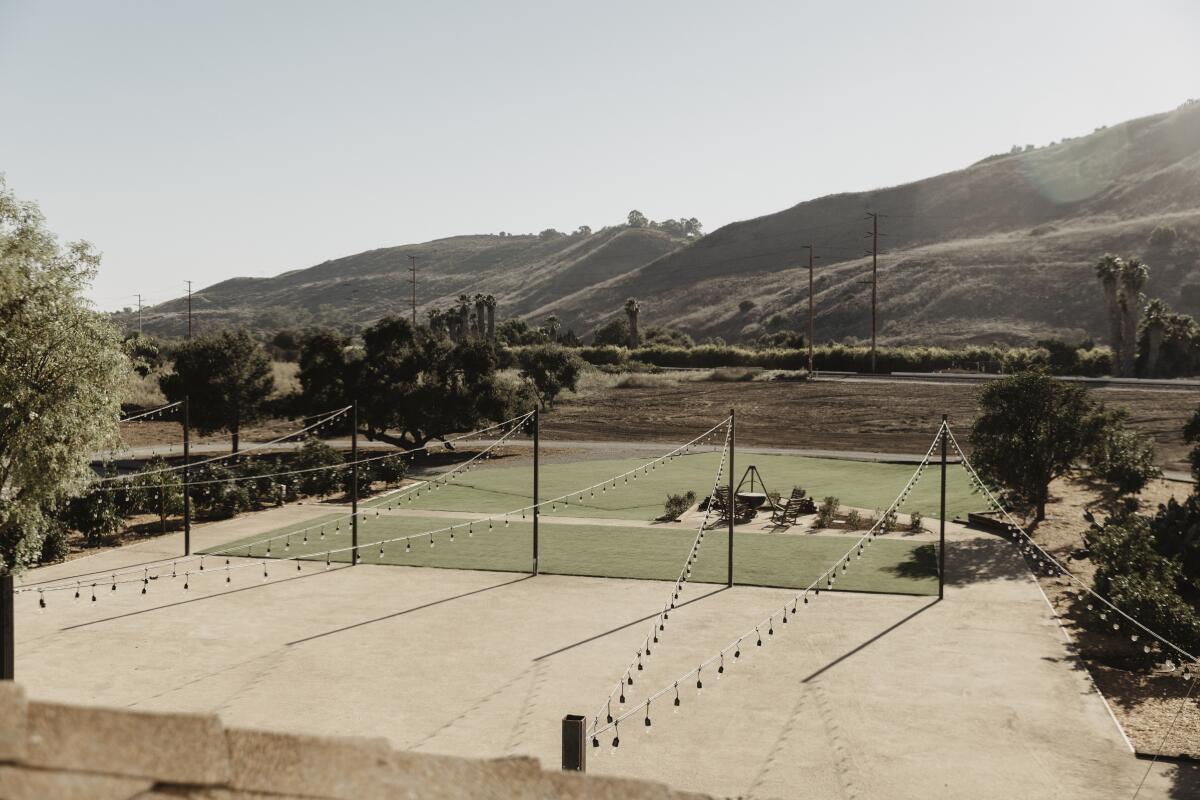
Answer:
[183,396,191,556]
[728,408,735,588]
[561,714,586,772]
[870,213,878,374]
[532,406,540,575]
[939,414,947,600]
[803,244,815,375]
[351,400,359,566]
[0,574,13,681]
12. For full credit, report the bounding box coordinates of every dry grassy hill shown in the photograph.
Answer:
[127,103,1200,345]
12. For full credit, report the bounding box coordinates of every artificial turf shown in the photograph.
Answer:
[204,511,939,596]
[362,450,979,523]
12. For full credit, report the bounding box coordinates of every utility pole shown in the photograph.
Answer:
[135,294,144,336]
[800,245,818,375]
[865,213,884,374]
[183,396,191,556]
[351,400,359,566]
[727,408,735,588]
[939,415,947,600]
[408,255,418,326]
[185,281,193,341]
[532,407,540,576]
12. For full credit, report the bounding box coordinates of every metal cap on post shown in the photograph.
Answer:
[561,714,586,772]
[1,573,13,681]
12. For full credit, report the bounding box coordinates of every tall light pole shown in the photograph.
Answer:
[409,255,418,325]
[800,245,818,375]
[185,280,193,341]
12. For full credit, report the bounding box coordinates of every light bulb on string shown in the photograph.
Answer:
[674,683,681,710]
[718,652,725,676]
[696,666,703,692]
[756,627,763,647]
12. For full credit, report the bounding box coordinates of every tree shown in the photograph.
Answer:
[298,328,356,425]
[1118,257,1149,378]
[159,330,275,455]
[574,225,592,237]
[538,228,564,241]
[540,314,561,342]
[352,316,519,447]
[1135,303,1200,379]
[1148,224,1178,250]
[969,371,1102,519]
[627,210,648,228]
[516,345,584,408]
[1085,410,1161,500]
[1186,406,1200,483]
[484,295,497,341]
[1095,254,1125,376]
[125,457,185,533]
[592,318,630,347]
[0,178,129,572]
[293,438,344,498]
[624,298,640,348]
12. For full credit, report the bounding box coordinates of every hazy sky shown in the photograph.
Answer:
[2,1,1198,310]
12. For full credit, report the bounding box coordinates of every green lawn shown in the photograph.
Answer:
[204,512,938,596]
[363,451,978,523]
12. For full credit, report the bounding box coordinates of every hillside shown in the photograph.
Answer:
[125,103,1200,345]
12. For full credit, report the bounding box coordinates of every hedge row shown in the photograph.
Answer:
[507,343,1114,376]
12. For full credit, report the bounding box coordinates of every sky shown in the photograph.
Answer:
[2,1,1198,311]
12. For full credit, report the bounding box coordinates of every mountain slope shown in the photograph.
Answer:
[128,102,1200,345]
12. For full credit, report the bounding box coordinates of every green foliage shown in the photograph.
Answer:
[293,438,344,497]
[354,316,519,447]
[1186,406,1200,482]
[970,372,1102,519]
[124,457,185,528]
[297,328,356,430]
[160,329,275,449]
[62,484,127,546]
[816,496,840,528]
[516,345,585,408]
[496,318,547,346]
[0,177,129,571]
[845,508,864,529]
[1086,411,1161,497]
[591,318,630,347]
[908,510,924,532]
[1148,224,1178,249]
[562,342,1116,375]
[1086,513,1200,653]
[641,325,694,348]
[1135,303,1200,378]
[662,490,697,521]
[188,464,250,519]
[38,519,70,564]
[124,332,163,376]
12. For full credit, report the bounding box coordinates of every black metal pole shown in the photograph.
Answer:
[351,400,359,566]
[939,414,947,600]
[561,714,586,772]
[183,396,191,556]
[0,574,13,681]
[533,406,540,576]
[728,408,735,588]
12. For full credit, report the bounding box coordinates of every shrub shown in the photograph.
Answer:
[1149,224,1178,249]
[816,496,840,528]
[700,367,758,382]
[908,510,924,532]
[662,490,697,521]
[845,509,863,529]
[1087,414,1161,497]
[39,520,71,564]
[293,438,344,497]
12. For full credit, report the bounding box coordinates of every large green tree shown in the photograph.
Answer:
[969,371,1104,520]
[159,329,274,454]
[0,179,129,572]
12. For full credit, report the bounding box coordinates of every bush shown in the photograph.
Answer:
[662,490,697,521]
[1087,413,1161,497]
[908,510,924,532]
[700,367,758,382]
[39,520,71,564]
[845,509,864,529]
[293,438,344,497]
[1149,224,1178,249]
[816,496,840,528]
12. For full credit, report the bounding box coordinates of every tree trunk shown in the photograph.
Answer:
[474,301,486,337]
[1102,285,1123,376]
[1146,323,1164,378]
[486,305,495,341]
[1035,500,1046,521]
[231,407,240,458]
[1121,302,1141,378]
[626,309,639,348]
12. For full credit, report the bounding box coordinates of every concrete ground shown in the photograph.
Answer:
[11,507,1199,799]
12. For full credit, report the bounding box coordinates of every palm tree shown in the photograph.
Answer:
[1142,298,1169,378]
[624,298,640,349]
[473,294,487,338]
[484,295,497,341]
[1118,257,1149,378]
[1094,255,1124,375]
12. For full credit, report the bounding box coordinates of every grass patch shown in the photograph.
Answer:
[366,452,979,522]
[204,513,937,595]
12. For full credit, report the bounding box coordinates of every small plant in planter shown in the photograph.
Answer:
[815,496,840,528]
[661,490,697,522]
[908,510,924,532]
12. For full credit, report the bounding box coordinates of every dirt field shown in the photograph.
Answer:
[12,505,1198,799]
[541,378,1198,472]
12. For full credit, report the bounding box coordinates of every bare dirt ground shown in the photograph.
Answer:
[542,379,1197,472]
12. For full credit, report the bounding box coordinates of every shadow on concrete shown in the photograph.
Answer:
[533,586,729,662]
[801,599,939,683]
[58,565,352,631]
[285,574,534,646]
[887,536,1030,586]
